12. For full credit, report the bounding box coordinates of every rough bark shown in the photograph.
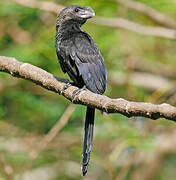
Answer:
[0,56,176,121]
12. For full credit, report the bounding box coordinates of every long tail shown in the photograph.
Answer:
[81,107,95,176]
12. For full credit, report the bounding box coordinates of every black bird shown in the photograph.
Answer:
[56,5,107,176]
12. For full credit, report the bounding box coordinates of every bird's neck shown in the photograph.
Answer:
[56,20,83,39]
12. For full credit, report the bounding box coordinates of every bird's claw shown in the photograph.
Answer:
[60,82,71,95]
[72,86,87,103]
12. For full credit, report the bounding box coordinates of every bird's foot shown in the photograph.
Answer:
[60,82,72,95]
[72,86,87,103]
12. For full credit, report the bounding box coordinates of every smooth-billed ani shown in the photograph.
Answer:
[55,5,107,176]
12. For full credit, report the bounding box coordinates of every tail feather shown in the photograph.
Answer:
[82,107,95,176]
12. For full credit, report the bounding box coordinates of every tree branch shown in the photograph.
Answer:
[11,0,176,40]
[11,0,64,13]
[91,17,176,40]
[0,56,176,121]
[116,0,176,29]
[110,71,174,91]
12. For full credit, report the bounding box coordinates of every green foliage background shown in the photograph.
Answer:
[0,0,176,179]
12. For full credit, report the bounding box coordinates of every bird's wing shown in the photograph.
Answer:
[70,32,107,94]
[56,51,67,73]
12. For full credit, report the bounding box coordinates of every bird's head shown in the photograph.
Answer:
[56,5,95,26]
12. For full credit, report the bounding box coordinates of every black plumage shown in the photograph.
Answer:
[56,5,107,176]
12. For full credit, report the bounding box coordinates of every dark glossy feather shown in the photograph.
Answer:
[70,32,107,94]
[82,107,95,176]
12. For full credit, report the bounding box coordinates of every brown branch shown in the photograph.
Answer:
[125,57,176,80]
[11,0,176,40]
[30,104,76,159]
[91,17,176,40]
[115,150,137,180]
[116,0,176,29]
[1,56,176,121]
[0,154,13,180]
[7,21,32,44]
[132,129,176,180]
[110,71,175,91]
[19,104,75,180]
[11,0,64,13]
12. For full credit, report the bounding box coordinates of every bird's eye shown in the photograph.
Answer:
[75,8,79,12]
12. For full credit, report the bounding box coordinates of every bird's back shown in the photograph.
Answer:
[56,31,107,94]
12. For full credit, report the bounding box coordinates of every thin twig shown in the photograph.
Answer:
[110,71,174,91]
[11,0,176,39]
[91,17,176,39]
[0,154,13,180]
[11,0,64,13]
[115,150,137,180]
[124,57,176,79]
[131,130,176,180]
[19,104,75,180]
[116,0,176,29]
[30,104,76,159]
